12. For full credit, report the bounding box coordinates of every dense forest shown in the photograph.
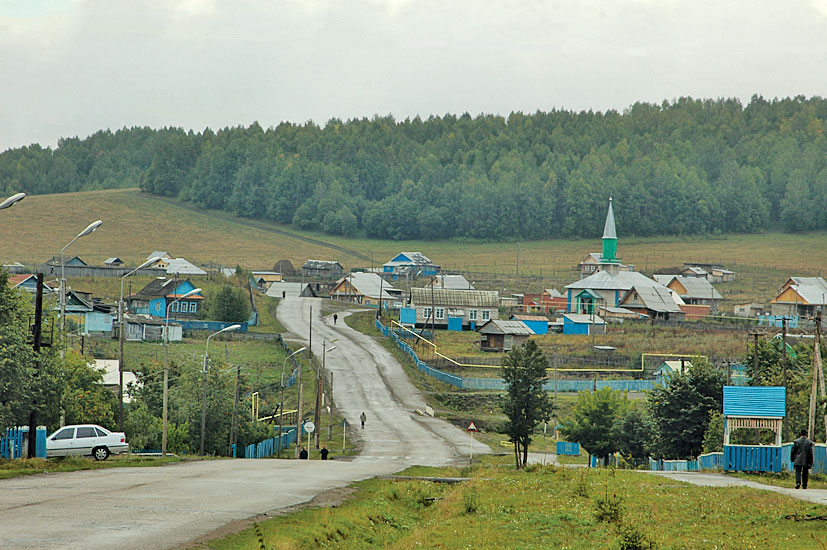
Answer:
[1,96,825,240]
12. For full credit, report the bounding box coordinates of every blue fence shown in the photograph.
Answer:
[376,320,654,393]
[244,428,298,458]
[557,441,580,456]
[177,320,249,333]
[1,426,47,459]
[724,445,783,472]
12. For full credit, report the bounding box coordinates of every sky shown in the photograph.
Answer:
[1,0,826,151]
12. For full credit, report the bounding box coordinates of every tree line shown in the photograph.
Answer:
[2,95,826,240]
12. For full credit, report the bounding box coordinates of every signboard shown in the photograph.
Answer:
[341,418,350,429]
[303,421,315,433]
[467,421,477,432]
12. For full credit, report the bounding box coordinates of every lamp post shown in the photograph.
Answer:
[60,220,102,358]
[314,342,336,449]
[278,346,306,457]
[201,324,241,456]
[118,255,162,432]
[0,192,25,210]
[163,287,201,456]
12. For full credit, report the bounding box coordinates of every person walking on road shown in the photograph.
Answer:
[791,430,814,489]
[333,313,338,324]
[299,447,308,460]
[360,411,367,429]
[320,446,329,460]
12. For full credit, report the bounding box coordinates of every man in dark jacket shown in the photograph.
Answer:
[791,430,814,489]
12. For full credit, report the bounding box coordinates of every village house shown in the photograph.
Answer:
[477,319,533,352]
[566,270,667,314]
[562,313,606,335]
[329,272,399,306]
[124,313,182,342]
[683,263,736,282]
[146,252,206,276]
[521,288,566,314]
[618,285,685,320]
[733,302,765,318]
[424,274,474,290]
[302,260,344,279]
[127,278,204,318]
[409,288,499,329]
[653,275,723,315]
[510,314,549,335]
[8,273,56,294]
[251,271,283,291]
[770,277,827,318]
[383,252,440,277]
[104,257,124,267]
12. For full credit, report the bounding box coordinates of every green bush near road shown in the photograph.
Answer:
[0,455,183,480]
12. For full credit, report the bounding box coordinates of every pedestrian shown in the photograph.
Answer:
[299,446,308,460]
[791,429,814,489]
[360,411,366,429]
[282,291,286,299]
[321,446,329,460]
[333,313,338,324]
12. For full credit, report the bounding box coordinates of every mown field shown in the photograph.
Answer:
[2,188,825,306]
[203,461,827,550]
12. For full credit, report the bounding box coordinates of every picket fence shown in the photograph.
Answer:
[1,426,47,459]
[244,428,299,459]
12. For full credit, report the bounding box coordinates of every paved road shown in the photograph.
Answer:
[0,459,400,550]
[0,298,488,550]
[647,471,827,506]
[276,297,490,465]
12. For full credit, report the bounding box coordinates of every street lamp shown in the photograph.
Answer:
[314,342,336,449]
[162,287,201,456]
[118,255,163,431]
[200,324,241,456]
[60,220,102,357]
[278,346,306,457]
[0,192,25,210]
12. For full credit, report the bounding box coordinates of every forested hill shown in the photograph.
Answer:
[2,96,825,240]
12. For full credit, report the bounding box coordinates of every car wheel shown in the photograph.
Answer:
[92,447,110,461]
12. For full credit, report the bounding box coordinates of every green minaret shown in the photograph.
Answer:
[601,197,618,263]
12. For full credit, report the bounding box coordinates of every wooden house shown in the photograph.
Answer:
[409,288,499,329]
[302,260,344,279]
[477,320,533,352]
[770,277,827,317]
[273,259,296,277]
[618,285,685,320]
[127,278,204,318]
[329,272,398,306]
[104,257,124,267]
[653,275,722,313]
[124,313,182,342]
[251,271,283,291]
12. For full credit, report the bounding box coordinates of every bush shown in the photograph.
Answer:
[617,521,656,550]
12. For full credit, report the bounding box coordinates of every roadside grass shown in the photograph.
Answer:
[0,455,182,480]
[4,189,826,307]
[205,466,827,549]
[731,471,827,491]
[251,292,287,334]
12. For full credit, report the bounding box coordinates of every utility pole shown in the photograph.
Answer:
[809,308,824,440]
[314,344,323,449]
[782,317,789,440]
[295,361,303,458]
[229,363,240,456]
[27,274,44,458]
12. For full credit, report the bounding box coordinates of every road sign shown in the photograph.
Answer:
[341,418,350,428]
[467,421,477,432]
[304,421,315,433]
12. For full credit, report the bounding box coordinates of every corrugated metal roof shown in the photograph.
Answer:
[672,276,723,300]
[385,251,436,266]
[342,272,397,299]
[410,288,498,307]
[563,314,605,324]
[566,270,657,291]
[166,258,207,275]
[723,386,786,418]
[621,285,683,313]
[428,274,473,290]
[785,277,827,305]
[302,260,343,270]
[477,320,534,335]
[511,315,550,322]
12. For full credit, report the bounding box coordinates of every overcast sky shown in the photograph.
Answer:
[1,0,826,152]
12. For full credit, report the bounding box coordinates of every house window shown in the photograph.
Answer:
[189,302,197,313]
[435,307,444,320]
[423,307,432,320]
[469,309,478,321]
[170,302,177,313]
[481,310,490,321]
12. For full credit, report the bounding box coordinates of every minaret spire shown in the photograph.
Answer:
[602,197,618,262]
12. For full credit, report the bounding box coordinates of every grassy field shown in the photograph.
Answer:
[2,188,825,306]
[204,462,827,549]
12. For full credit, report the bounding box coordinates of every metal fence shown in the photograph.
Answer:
[244,428,298,458]
[0,426,47,459]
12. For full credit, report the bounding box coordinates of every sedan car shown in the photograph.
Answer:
[46,424,129,460]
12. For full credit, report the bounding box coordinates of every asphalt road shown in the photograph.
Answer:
[0,297,488,550]
[276,297,490,465]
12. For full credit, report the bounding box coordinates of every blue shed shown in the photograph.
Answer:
[510,314,549,335]
[723,386,786,472]
[562,313,605,335]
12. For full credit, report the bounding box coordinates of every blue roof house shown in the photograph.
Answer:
[128,278,204,318]
[383,252,440,277]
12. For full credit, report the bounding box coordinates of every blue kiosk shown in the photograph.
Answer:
[723,386,786,472]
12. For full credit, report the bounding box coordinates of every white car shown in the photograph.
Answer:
[46,424,129,461]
